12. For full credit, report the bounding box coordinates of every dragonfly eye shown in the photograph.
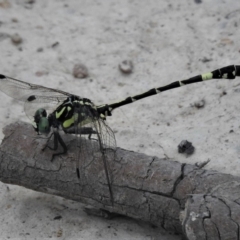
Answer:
[38,117,50,134]
[34,108,50,134]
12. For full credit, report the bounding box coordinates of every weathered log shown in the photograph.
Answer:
[0,122,240,239]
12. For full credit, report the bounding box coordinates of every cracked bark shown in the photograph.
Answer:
[1,122,240,239]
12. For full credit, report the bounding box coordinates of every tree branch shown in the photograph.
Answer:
[1,122,240,239]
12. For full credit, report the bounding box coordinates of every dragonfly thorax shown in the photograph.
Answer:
[33,96,100,134]
[53,97,100,130]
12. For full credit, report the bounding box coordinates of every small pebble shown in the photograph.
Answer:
[11,33,22,45]
[0,0,11,8]
[35,71,48,77]
[51,41,59,48]
[72,63,88,79]
[119,60,133,74]
[37,47,43,52]
[57,228,63,237]
[193,99,205,109]
[220,91,227,97]
[178,140,195,155]
[53,215,62,220]
[200,57,211,63]
[11,18,18,23]
[25,0,35,3]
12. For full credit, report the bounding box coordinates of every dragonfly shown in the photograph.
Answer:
[0,64,239,205]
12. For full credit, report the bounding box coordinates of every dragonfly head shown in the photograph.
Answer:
[34,108,50,135]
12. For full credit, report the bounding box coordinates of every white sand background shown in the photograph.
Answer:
[0,0,239,239]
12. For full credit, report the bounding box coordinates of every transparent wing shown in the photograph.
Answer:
[0,74,74,101]
[91,119,115,204]
[0,74,81,121]
[71,104,116,203]
[24,94,68,122]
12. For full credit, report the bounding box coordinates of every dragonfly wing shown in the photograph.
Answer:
[0,74,75,102]
[23,94,68,122]
[91,119,116,205]
[95,119,117,152]
[72,104,116,204]
[0,75,83,123]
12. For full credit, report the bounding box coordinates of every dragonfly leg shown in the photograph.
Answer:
[41,132,54,151]
[88,133,98,141]
[42,130,68,162]
[50,131,68,162]
[64,127,97,135]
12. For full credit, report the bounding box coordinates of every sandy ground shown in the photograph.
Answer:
[0,0,239,239]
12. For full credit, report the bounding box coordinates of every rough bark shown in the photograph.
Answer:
[1,122,240,239]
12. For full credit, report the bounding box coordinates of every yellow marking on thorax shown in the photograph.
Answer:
[62,113,93,129]
[63,113,77,128]
[63,117,73,128]
[55,106,66,119]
